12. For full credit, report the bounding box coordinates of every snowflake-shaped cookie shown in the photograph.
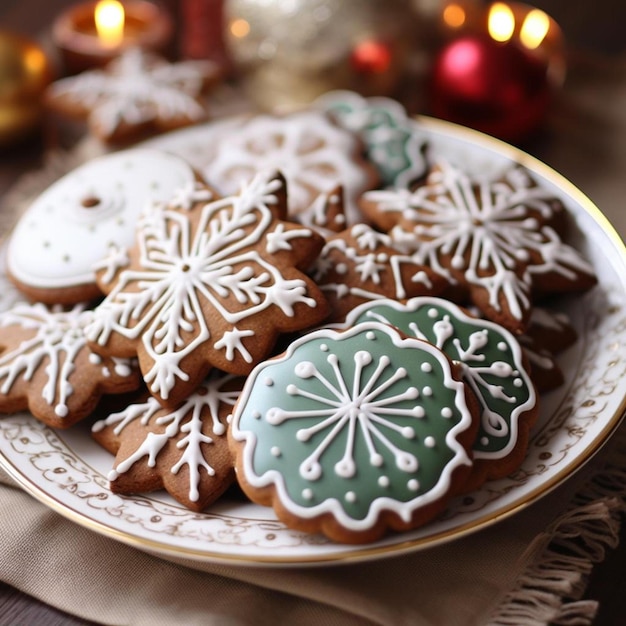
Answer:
[46,48,220,144]
[343,297,538,488]
[311,223,448,322]
[230,321,478,543]
[314,89,428,187]
[0,303,139,428]
[360,163,597,333]
[203,110,379,228]
[86,172,329,408]
[92,371,242,511]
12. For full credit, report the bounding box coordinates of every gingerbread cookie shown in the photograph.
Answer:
[7,149,199,305]
[360,162,597,333]
[229,321,478,544]
[86,171,329,408]
[0,302,139,429]
[45,48,220,145]
[342,297,538,489]
[312,223,448,322]
[92,371,242,511]
[203,110,379,228]
[314,89,428,188]
[517,306,577,393]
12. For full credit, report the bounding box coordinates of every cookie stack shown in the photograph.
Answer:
[0,91,596,544]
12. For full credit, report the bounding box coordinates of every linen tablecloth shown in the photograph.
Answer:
[0,51,625,626]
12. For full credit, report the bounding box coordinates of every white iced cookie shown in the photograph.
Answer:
[7,149,197,304]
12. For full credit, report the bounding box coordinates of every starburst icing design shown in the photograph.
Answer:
[0,303,138,428]
[343,298,537,484]
[203,110,378,227]
[314,90,428,187]
[86,172,328,408]
[360,162,596,332]
[311,223,448,322]
[46,48,218,143]
[92,371,242,511]
[230,322,476,540]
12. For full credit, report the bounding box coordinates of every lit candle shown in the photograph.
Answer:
[52,0,173,74]
[430,1,565,142]
[94,0,125,48]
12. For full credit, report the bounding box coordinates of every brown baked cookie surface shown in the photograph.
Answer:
[86,171,329,408]
[360,162,597,333]
[312,222,448,322]
[0,303,139,428]
[93,372,242,511]
[45,48,220,145]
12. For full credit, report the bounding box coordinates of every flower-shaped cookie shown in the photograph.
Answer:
[343,297,538,488]
[46,48,220,144]
[360,163,597,333]
[314,89,428,188]
[312,223,448,322]
[0,303,139,428]
[86,172,329,408]
[203,110,379,227]
[93,371,242,511]
[229,321,478,544]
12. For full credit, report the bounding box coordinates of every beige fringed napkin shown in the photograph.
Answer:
[0,424,624,626]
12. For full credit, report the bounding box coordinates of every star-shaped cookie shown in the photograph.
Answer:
[312,223,448,322]
[45,47,220,144]
[360,162,597,333]
[93,371,242,511]
[86,171,329,408]
[0,303,139,428]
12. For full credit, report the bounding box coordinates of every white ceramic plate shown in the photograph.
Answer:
[0,117,625,566]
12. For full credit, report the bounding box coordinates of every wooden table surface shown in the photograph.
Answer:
[0,1,625,624]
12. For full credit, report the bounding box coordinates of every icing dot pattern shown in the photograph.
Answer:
[232,322,474,529]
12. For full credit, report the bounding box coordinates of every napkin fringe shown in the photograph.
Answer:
[489,461,626,626]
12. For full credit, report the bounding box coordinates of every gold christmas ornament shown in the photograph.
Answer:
[224,0,416,111]
[0,32,53,146]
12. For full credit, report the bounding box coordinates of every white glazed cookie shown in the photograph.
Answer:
[203,110,379,228]
[7,149,198,305]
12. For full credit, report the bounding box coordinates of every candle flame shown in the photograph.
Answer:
[95,0,125,48]
[443,4,466,29]
[488,3,515,43]
[519,9,550,50]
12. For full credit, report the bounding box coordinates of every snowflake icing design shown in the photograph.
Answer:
[203,111,376,226]
[312,223,446,321]
[93,372,241,508]
[0,303,135,423]
[347,297,537,459]
[87,172,327,405]
[232,322,474,529]
[361,163,596,330]
[48,48,215,139]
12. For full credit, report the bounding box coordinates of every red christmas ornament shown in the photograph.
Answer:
[428,34,550,142]
[351,40,393,74]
